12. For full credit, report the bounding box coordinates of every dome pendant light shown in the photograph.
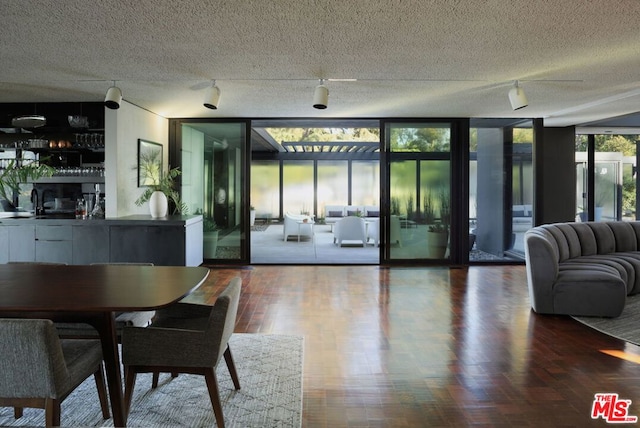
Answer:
[508,80,528,110]
[204,80,221,110]
[313,79,329,109]
[104,81,122,110]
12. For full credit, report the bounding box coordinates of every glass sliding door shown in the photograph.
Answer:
[469,120,532,262]
[575,134,638,222]
[386,123,451,261]
[250,120,380,264]
[178,121,247,262]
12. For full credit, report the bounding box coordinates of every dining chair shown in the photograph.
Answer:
[55,263,156,340]
[0,318,110,427]
[122,276,242,428]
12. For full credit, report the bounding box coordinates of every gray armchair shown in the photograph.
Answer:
[122,276,242,428]
[0,318,110,427]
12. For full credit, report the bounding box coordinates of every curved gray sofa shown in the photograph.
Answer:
[524,221,640,317]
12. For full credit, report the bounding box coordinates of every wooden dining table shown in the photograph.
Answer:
[0,263,210,427]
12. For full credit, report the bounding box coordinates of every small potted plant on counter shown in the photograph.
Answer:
[135,166,187,217]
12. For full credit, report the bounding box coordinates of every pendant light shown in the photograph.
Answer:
[104,81,122,110]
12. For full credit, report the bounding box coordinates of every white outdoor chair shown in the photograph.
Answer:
[283,212,314,241]
[333,216,367,247]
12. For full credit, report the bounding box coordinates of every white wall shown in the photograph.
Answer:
[104,101,168,217]
[181,125,204,214]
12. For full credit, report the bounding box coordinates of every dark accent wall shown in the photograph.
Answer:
[476,128,505,255]
[536,126,576,224]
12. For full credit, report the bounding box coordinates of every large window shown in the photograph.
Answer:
[283,161,314,215]
[251,161,280,220]
[317,161,348,218]
[576,134,638,222]
[387,123,451,260]
[351,161,379,207]
[469,120,533,261]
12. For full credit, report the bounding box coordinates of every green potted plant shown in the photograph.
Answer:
[135,166,187,217]
[425,189,450,258]
[423,191,436,224]
[0,158,54,212]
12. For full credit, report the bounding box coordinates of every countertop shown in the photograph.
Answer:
[0,214,203,226]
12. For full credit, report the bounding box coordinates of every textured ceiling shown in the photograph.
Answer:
[1,0,640,127]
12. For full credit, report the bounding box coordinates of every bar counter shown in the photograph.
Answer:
[0,214,203,266]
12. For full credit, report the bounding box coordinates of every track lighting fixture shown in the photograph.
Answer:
[508,80,528,110]
[204,80,221,110]
[313,79,329,109]
[104,81,122,110]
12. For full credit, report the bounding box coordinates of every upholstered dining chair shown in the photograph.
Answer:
[0,318,110,427]
[122,276,242,428]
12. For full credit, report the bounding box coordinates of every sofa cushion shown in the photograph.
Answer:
[544,225,571,262]
[608,221,637,252]
[588,222,617,254]
[569,223,598,256]
[366,210,380,217]
[553,269,626,317]
[555,223,582,259]
[567,255,633,294]
[630,223,640,249]
[328,211,343,217]
[604,253,640,294]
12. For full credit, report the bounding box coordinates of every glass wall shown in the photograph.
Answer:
[469,120,533,261]
[575,134,638,222]
[317,161,348,218]
[251,160,280,220]
[351,161,380,207]
[283,161,314,215]
[387,123,451,261]
[180,122,246,261]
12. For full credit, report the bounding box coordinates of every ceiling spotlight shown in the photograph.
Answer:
[313,80,329,109]
[204,80,221,110]
[104,81,122,110]
[508,80,528,110]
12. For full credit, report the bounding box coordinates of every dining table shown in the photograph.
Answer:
[0,263,210,427]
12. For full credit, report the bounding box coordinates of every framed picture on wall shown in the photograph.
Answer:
[137,139,163,187]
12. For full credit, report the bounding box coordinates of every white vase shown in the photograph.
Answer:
[149,190,168,218]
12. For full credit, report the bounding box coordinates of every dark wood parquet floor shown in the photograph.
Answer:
[191,265,640,427]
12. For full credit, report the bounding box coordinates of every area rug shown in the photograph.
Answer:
[0,334,303,428]
[251,224,270,232]
[573,294,640,347]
